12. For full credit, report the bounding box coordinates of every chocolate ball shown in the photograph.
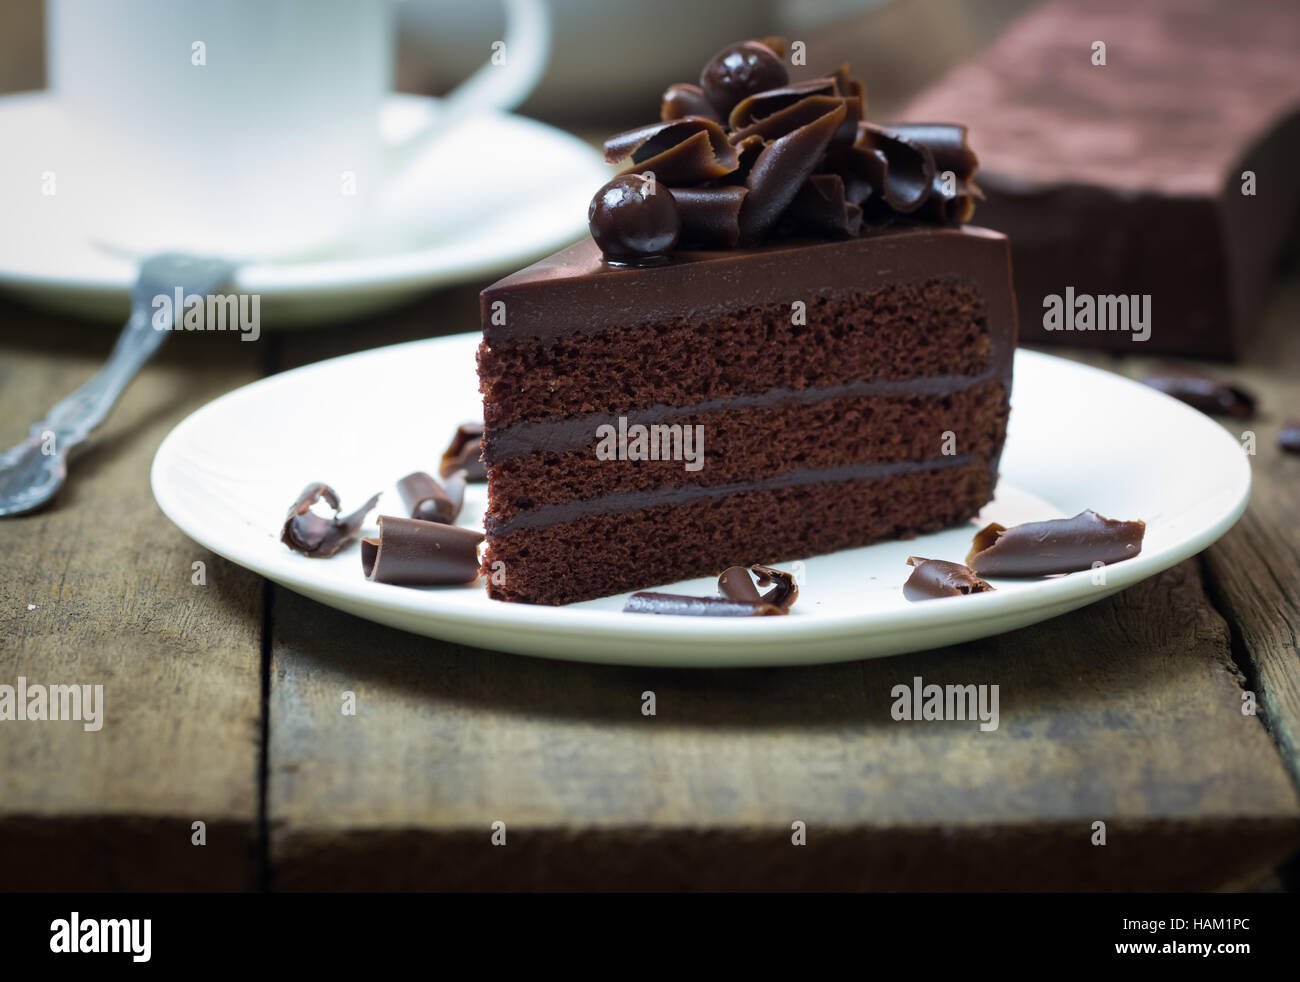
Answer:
[699,40,788,117]
[588,174,680,262]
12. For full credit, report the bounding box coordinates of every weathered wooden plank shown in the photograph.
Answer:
[266,544,1298,889]
[0,301,265,889]
[1088,268,1300,793]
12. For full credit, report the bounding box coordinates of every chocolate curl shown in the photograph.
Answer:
[718,566,763,603]
[727,78,836,131]
[739,100,846,243]
[661,83,721,124]
[280,483,380,558]
[903,557,994,601]
[1139,369,1256,419]
[887,123,977,180]
[718,563,798,612]
[841,174,875,207]
[853,123,937,214]
[440,422,486,481]
[917,175,980,226]
[749,563,798,611]
[624,592,782,616]
[967,510,1147,577]
[1278,420,1300,454]
[730,93,849,147]
[720,134,765,186]
[781,174,863,238]
[671,186,748,249]
[823,149,875,207]
[396,470,464,525]
[832,97,863,151]
[759,36,788,58]
[604,117,738,186]
[829,63,867,119]
[361,515,484,586]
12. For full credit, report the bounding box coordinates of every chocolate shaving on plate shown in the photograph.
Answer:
[440,422,487,481]
[967,510,1146,577]
[396,470,464,525]
[1278,419,1300,454]
[280,483,380,558]
[628,562,799,616]
[718,563,799,611]
[360,515,484,586]
[1139,369,1256,419]
[623,593,783,617]
[903,557,994,601]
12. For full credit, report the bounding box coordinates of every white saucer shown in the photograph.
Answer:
[151,334,1251,668]
[0,92,609,325]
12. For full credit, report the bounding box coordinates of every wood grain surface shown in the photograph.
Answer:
[0,309,265,890]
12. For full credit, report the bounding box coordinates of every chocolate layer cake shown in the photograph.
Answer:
[901,0,1300,358]
[478,39,1016,605]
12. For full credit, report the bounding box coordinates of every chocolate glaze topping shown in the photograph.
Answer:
[593,37,981,260]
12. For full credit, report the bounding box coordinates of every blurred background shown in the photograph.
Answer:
[0,0,1036,127]
[0,0,1045,327]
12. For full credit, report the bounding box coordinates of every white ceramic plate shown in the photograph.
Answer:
[151,334,1251,667]
[0,92,609,325]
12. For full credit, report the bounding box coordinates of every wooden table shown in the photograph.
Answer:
[2,270,1299,892]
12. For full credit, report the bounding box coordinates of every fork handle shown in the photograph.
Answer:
[35,306,169,448]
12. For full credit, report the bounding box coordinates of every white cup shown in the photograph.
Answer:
[46,0,550,259]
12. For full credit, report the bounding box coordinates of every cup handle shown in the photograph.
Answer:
[388,0,551,170]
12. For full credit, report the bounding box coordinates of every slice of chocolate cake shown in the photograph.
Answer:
[478,39,1016,606]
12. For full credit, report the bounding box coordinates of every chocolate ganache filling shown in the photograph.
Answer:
[589,37,981,261]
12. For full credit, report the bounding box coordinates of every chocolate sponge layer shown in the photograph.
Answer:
[485,381,1008,524]
[479,280,990,429]
[483,461,994,605]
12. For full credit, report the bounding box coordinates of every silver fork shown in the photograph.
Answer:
[0,253,236,516]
